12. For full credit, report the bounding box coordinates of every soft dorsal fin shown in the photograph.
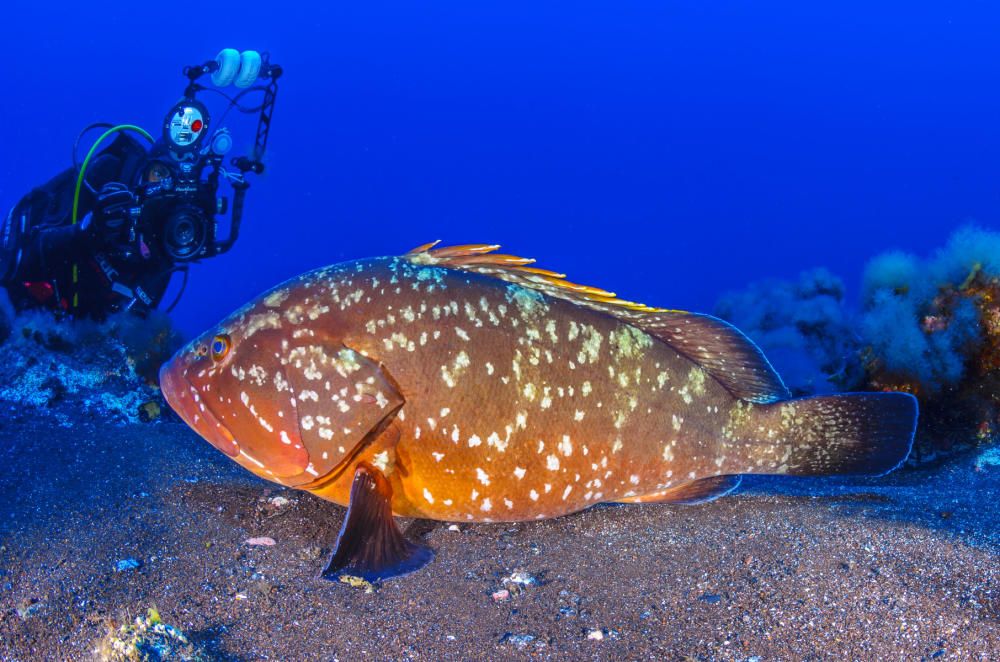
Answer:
[405,242,790,404]
[628,311,790,403]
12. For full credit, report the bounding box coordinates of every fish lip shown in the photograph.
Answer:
[159,360,240,458]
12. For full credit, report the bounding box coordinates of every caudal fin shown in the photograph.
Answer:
[741,392,918,477]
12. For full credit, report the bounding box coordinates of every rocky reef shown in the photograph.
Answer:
[715,226,1000,462]
[714,267,862,396]
[0,296,182,426]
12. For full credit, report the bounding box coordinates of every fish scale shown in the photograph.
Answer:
[161,242,918,581]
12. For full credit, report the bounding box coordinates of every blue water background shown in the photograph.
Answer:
[1,2,999,337]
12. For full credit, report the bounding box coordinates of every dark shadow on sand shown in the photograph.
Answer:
[736,452,1000,554]
[187,624,251,662]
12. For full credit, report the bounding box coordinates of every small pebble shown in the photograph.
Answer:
[268,496,290,507]
[447,524,461,532]
[297,546,322,561]
[114,558,141,572]
[492,589,510,602]
[501,633,535,649]
[504,570,537,586]
[587,629,605,641]
[245,537,276,546]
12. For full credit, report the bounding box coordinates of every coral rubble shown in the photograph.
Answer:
[861,227,1000,460]
[95,608,206,662]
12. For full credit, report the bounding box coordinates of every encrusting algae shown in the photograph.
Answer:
[160,242,918,581]
[95,608,206,662]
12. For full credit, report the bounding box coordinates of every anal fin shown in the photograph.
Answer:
[320,462,434,582]
[616,475,742,505]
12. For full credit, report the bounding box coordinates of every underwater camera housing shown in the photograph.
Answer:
[0,49,282,318]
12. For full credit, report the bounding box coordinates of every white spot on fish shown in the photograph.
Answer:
[487,431,507,453]
[476,468,490,485]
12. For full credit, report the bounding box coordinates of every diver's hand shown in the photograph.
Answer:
[90,183,134,243]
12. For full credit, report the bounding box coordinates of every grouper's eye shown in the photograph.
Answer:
[211,334,232,362]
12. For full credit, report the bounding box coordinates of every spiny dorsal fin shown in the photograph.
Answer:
[404,242,790,404]
[406,241,668,313]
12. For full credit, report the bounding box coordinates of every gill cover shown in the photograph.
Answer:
[283,342,404,484]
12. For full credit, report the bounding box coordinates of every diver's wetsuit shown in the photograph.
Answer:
[0,133,171,317]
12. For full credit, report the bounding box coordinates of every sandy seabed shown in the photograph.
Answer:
[0,413,997,661]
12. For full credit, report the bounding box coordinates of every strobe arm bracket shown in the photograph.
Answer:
[213,176,248,255]
[231,156,264,175]
[214,150,265,254]
[228,60,281,174]
[182,61,220,98]
[178,50,283,255]
[251,64,281,163]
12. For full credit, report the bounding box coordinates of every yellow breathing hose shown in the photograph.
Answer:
[70,124,154,310]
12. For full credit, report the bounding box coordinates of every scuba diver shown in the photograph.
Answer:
[0,49,282,319]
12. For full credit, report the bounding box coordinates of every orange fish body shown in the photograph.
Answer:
[308,261,736,522]
[161,243,917,579]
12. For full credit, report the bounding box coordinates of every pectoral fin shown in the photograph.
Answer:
[320,462,434,582]
[286,343,404,482]
[616,475,742,505]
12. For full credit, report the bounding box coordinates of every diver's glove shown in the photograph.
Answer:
[89,183,135,244]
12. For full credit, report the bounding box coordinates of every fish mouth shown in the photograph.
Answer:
[159,360,240,457]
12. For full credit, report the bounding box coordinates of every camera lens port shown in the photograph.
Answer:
[163,205,207,261]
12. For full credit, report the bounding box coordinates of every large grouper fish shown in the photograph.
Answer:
[160,242,917,581]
